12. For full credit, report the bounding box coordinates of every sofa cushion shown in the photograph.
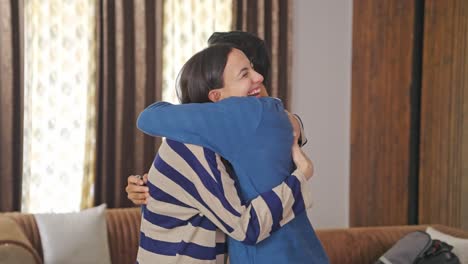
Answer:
[34,204,111,264]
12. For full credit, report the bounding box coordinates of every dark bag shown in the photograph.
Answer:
[375,231,460,264]
[414,239,460,264]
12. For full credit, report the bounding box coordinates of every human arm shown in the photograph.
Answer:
[131,107,307,206]
[163,140,313,245]
[126,145,313,207]
[136,97,265,159]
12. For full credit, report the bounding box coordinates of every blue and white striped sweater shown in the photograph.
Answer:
[137,139,312,264]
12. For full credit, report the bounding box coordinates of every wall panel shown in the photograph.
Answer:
[419,0,468,230]
[350,0,417,226]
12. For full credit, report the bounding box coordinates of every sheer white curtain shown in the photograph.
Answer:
[162,0,233,103]
[22,0,231,213]
[22,0,97,213]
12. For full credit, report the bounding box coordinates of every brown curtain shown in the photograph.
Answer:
[233,0,293,109]
[94,0,164,208]
[0,0,24,212]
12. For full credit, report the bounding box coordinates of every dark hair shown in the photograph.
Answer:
[177,44,234,104]
[208,31,271,88]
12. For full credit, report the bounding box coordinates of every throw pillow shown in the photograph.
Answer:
[426,226,468,264]
[35,204,111,264]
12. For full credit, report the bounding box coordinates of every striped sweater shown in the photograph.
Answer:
[136,138,312,264]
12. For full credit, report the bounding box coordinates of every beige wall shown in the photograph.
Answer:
[291,0,353,228]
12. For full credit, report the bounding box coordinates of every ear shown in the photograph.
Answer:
[208,89,223,102]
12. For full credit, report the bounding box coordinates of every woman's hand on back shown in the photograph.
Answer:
[126,174,149,205]
[291,143,314,180]
[286,111,301,144]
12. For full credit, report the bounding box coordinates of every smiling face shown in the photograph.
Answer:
[214,48,264,100]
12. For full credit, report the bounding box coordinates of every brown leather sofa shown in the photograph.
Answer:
[1,208,467,264]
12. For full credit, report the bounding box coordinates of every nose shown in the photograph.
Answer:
[252,69,264,84]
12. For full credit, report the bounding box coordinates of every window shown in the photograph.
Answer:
[162,0,232,103]
[22,0,231,213]
[22,0,97,213]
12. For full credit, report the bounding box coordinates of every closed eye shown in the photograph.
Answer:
[237,67,249,79]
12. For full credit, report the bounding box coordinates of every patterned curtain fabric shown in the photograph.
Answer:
[0,0,24,212]
[93,0,164,208]
[162,0,232,103]
[22,0,98,213]
[233,0,293,109]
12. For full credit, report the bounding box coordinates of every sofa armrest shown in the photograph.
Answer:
[0,216,42,264]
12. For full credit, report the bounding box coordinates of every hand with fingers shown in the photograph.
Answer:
[286,110,301,144]
[291,143,314,180]
[126,174,150,205]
